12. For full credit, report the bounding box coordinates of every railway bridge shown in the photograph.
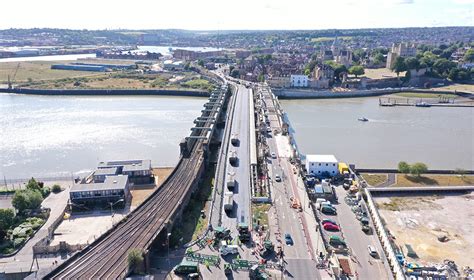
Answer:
[44,83,231,279]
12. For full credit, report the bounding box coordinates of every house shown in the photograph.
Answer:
[290,75,309,87]
[70,175,130,208]
[98,159,154,185]
[306,154,339,177]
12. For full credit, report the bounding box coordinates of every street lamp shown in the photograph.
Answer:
[109,199,124,220]
[167,232,172,268]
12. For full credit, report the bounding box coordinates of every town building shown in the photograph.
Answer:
[290,74,309,87]
[97,159,154,185]
[306,154,339,177]
[163,60,185,71]
[319,37,354,67]
[70,175,130,208]
[386,43,417,69]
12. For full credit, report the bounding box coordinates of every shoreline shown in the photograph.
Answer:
[0,87,210,97]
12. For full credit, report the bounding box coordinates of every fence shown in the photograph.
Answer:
[364,188,405,280]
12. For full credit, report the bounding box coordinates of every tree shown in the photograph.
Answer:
[12,189,43,214]
[52,184,62,193]
[433,58,457,76]
[410,162,428,177]
[391,57,407,77]
[398,161,410,174]
[197,60,204,67]
[464,49,474,62]
[230,69,240,78]
[0,209,15,239]
[448,68,471,82]
[127,248,144,274]
[348,65,365,78]
[373,53,385,65]
[405,57,421,70]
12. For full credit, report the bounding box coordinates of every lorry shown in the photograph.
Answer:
[219,240,239,256]
[237,223,251,242]
[224,192,234,213]
[230,134,239,146]
[227,175,236,191]
[229,151,238,166]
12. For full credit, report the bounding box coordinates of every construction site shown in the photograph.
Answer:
[372,191,474,279]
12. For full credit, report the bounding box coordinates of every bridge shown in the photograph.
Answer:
[44,84,230,279]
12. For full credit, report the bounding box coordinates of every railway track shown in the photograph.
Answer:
[47,89,224,279]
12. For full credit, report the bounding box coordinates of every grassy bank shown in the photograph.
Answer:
[361,173,388,186]
[394,174,474,187]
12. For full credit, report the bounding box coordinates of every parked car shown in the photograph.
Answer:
[368,245,378,257]
[285,234,293,245]
[329,235,346,247]
[271,152,276,159]
[323,223,340,231]
[321,205,337,215]
[321,219,338,226]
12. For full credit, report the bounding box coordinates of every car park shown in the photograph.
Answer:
[285,233,293,245]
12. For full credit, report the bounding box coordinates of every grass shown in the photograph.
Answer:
[361,173,388,187]
[181,79,215,91]
[0,61,106,83]
[394,174,474,187]
[433,83,474,93]
[394,92,458,98]
[376,196,444,211]
[252,203,271,229]
[169,165,215,247]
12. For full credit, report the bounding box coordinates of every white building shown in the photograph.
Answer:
[290,75,309,87]
[306,154,339,177]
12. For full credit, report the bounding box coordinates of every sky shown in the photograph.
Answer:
[0,0,472,30]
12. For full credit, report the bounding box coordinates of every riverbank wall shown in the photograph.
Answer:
[273,88,473,100]
[0,88,210,97]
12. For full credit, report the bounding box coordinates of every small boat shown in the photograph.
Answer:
[358,117,368,122]
[415,102,431,107]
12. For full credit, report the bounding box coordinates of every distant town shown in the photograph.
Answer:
[0,26,473,280]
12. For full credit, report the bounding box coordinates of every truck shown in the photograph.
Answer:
[224,192,234,213]
[227,175,236,191]
[237,223,251,242]
[260,240,274,258]
[229,151,238,166]
[219,240,239,256]
[230,134,239,146]
[249,265,270,280]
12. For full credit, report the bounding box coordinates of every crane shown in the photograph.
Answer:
[7,63,20,89]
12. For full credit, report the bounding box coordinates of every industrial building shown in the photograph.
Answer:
[97,159,154,185]
[306,154,339,177]
[51,64,108,72]
[70,175,130,208]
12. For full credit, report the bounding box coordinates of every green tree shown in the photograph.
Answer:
[304,68,311,76]
[433,58,457,76]
[230,69,240,78]
[464,49,474,62]
[0,209,15,239]
[398,161,410,174]
[391,57,407,77]
[410,162,428,177]
[127,248,144,274]
[12,189,43,214]
[52,184,62,193]
[373,53,385,65]
[405,57,421,70]
[348,65,365,78]
[420,51,437,67]
[197,60,204,67]
[448,68,471,82]
[26,178,40,191]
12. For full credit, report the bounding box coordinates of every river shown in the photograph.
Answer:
[281,96,474,170]
[0,93,205,179]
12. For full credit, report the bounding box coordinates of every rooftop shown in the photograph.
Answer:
[98,159,152,172]
[71,175,128,192]
[93,167,119,176]
[306,154,338,163]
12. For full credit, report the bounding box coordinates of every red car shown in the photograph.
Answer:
[323,223,340,231]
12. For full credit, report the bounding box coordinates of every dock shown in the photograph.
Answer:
[379,97,474,108]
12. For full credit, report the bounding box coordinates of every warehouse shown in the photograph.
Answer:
[306,154,339,178]
[70,175,130,208]
[51,64,108,72]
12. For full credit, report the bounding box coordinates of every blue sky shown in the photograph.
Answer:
[1,0,472,30]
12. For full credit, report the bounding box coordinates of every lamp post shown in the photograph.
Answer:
[109,199,124,224]
[167,232,172,268]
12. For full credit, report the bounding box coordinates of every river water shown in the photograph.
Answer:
[0,93,205,179]
[281,97,474,170]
